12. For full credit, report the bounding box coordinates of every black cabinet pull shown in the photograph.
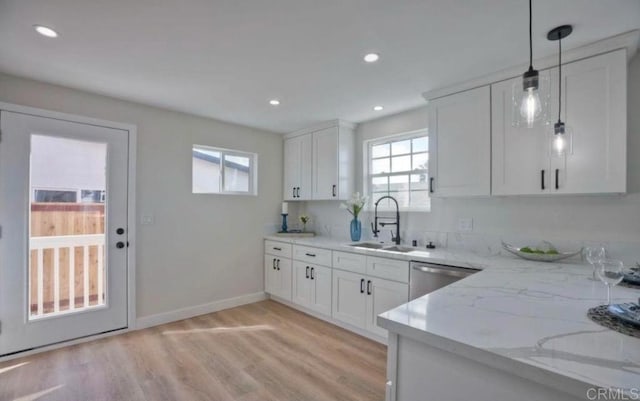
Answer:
[273,247,282,251]
[541,170,546,190]
[296,187,300,198]
[367,280,372,295]
[305,253,316,257]
[332,185,336,197]
[306,266,310,279]
[429,177,434,193]
[116,242,125,249]
[272,258,276,270]
[292,187,296,198]
[276,259,280,271]
[555,169,559,190]
[360,278,365,294]
[310,267,315,280]
[116,228,125,235]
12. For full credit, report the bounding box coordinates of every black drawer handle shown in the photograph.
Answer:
[555,169,559,190]
[305,253,316,257]
[360,278,365,294]
[306,266,309,279]
[367,280,372,295]
[429,177,434,193]
[541,169,546,191]
[310,267,315,280]
[273,247,282,251]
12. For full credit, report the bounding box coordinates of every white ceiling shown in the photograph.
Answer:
[0,0,639,133]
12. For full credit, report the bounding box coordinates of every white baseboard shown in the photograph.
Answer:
[135,291,267,330]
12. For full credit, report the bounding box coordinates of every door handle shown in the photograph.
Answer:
[292,187,296,198]
[429,177,434,193]
[367,280,372,295]
[306,266,310,279]
[332,185,336,197]
[273,258,276,270]
[555,169,559,190]
[116,228,125,235]
[116,242,125,249]
[310,267,315,280]
[276,259,280,271]
[541,169,546,190]
[360,278,365,294]
[296,187,300,198]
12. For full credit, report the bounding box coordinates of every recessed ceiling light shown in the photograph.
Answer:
[373,106,384,111]
[364,53,380,63]
[269,99,280,106]
[34,25,58,38]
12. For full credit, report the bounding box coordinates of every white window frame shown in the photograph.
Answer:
[192,144,258,196]
[363,129,430,212]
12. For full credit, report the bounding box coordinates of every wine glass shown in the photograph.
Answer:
[585,246,606,280]
[595,259,624,305]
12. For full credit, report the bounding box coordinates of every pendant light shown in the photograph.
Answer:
[514,0,547,128]
[547,25,573,156]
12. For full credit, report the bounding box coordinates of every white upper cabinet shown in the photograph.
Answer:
[284,120,354,201]
[428,86,491,197]
[549,49,627,194]
[283,133,312,200]
[492,49,627,195]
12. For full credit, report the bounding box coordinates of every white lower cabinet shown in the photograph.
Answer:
[366,278,408,338]
[264,255,292,301]
[292,260,332,316]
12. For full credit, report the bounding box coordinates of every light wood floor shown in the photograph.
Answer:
[0,300,387,401]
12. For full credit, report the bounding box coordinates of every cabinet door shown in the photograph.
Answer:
[332,269,367,329]
[309,265,332,316]
[298,134,313,200]
[549,49,626,194]
[366,278,408,338]
[276,257,292,301]
[428,86,491,197]
[292,260,311,307]
[312,126,339,200]
[283,137,300,200]
[491,75,552,195]
[264,255,278,295]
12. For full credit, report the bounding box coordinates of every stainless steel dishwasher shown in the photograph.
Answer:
[409,261,480,300]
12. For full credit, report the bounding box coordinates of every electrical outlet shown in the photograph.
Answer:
[457,218,473,233]
[141,215,155,225]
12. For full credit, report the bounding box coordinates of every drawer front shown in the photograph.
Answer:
[332,251,366,274]
[265,240,292,258]
[293,245,332,267]
[366,256,409,283]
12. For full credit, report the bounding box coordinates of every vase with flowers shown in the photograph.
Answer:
[340,192,367,242]
[299,215,310,232]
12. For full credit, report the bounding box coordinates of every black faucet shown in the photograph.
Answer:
[371,195,400,245]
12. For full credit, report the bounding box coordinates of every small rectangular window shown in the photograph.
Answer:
[192,145,257,195]
[34,189,77,203]
[365,130,429,211]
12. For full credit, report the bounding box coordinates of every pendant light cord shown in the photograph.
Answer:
[529,0,533,68]
[557,36,562,123]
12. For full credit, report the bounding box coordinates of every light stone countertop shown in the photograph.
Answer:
[264,235,640,397]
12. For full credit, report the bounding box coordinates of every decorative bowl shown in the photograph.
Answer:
[502,241,583,262]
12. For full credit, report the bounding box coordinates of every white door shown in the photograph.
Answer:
[332,269,367,329]
[0,111,129,356]
[276,258,292,301]
[366,278,408,338]
[292,260,311,307]
[428,86,491,197]
[297,134,313,200]
[549,49,626,194]
[312,127,339,200]
[264,255,278,295]
[309,264,331,316]
[283,137,300,200]
[491,75,552,196]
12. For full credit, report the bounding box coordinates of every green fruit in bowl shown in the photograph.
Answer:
[520,247,534,253]
[533,249,546,254]
[546,249,559,255]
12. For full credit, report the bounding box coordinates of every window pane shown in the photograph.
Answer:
[192,147,221,193]
[412,137,428,152]
[389,190,409,207]
[371,176,388,193]
[224,154,250,192]
[389,175,409,192]
[391,139,411,155]
[391,155,411,172]
[410,174,429,191]
[410,190,429,206]
[371,143,390,158]
[412,153,428,170]
[372,158,390,174]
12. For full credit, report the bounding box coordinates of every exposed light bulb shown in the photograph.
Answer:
[553,133,566,156]
[519,88,542,128]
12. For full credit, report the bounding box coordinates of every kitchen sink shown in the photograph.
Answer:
[381,245,415,253]
[349,242,385,250]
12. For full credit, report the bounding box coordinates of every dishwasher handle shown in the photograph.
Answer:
[411,264,478,279]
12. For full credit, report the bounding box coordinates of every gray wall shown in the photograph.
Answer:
[303,54,640,246]
[0,72,283,319]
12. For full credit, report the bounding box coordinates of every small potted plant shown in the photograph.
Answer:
[341,192,367,242]
[299,215,310,232]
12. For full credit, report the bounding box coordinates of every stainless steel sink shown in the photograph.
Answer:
[381,245,415,253]
[349,242,385,250]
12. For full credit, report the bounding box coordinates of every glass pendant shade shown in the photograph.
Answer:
[551,121,571,157]
[512,72,550,128]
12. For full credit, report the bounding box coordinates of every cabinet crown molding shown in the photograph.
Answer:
[423,29,639,102]
[285,119,355,139]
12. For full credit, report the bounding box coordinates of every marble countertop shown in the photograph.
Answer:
[265,235,640,396]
